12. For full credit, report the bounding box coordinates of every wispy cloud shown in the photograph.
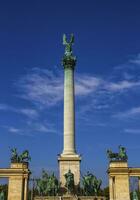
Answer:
[16,63,140,115]
[106,80,140,91]
[75,75,102,96]
[26,121,57,134]
[0,125,25,135]
[19,109,38,119]
[0,103,49,136]
[17,68,103,107]
[8,127,23,134]
[0,104,15,111]
[17,68,64,107]
[2,53,140,136]
[9,127,20,133]
[0,103,39,119]
[114,107,140,118]
[130,53,140,65]
[2,121,57,136]
[124,128,140,135]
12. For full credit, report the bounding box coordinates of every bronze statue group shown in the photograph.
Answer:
[0,146,139,199]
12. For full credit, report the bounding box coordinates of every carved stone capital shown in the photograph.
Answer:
[62,56,76,70]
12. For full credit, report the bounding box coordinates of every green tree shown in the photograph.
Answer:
[0,184,8,200]
[100,186,109,200]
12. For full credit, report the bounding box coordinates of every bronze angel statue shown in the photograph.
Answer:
[63,34,74,57]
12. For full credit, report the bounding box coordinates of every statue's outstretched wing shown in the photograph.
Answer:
[63,34,67,45]
[70,33,74,44]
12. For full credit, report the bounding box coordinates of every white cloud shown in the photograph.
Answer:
[5,126,27,136]
[0,103,38,119]
[27,122,56,134]
[0,104,9,110]
[123,72,134,80]
[75,75,102,96]
[18,68,102,107]
[106,80,140,91]
[0,104,15,111]
[16,66,140,119]
[3,121,56,136]
[8,127,21,133]
[114,107,140,118]
[130,54,140,65]
[2,53,140,136]
[20,109,39,119]
[18,68,64,107]
[129,107,140,115]
[124,129,140,135]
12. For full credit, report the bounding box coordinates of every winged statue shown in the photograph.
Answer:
[63,34,74,57]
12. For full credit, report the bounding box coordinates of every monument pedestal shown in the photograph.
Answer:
[34,196,106,200]
[108,161,130,200]
[58,154,81,186]
[8,162,30,200]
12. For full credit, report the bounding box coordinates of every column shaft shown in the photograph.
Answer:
[24,178,28,200]
[63,68,76,155]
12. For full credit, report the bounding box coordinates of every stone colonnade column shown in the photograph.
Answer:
[138,177,140,192]
[109,176,115,200]
[24,176,29,200]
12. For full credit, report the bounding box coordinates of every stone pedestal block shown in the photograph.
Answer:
[8,176,24,200]
[58,154,81,186]
[8,162,30,200]
[108,161,130,200]
[10,162,28,169]
[34,196,106,200]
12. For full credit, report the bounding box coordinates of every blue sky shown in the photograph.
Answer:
[0,0,140,186]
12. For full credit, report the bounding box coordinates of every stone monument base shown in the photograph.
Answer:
[108,161,130,200]
[8,162,30,200]
[34,196,106,200]
[58,154,81,186]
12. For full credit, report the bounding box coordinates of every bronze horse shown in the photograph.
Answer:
[107,145,128,162]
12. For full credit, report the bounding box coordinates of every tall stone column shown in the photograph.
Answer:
[58,34,81,187]
[63,52,76,155]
